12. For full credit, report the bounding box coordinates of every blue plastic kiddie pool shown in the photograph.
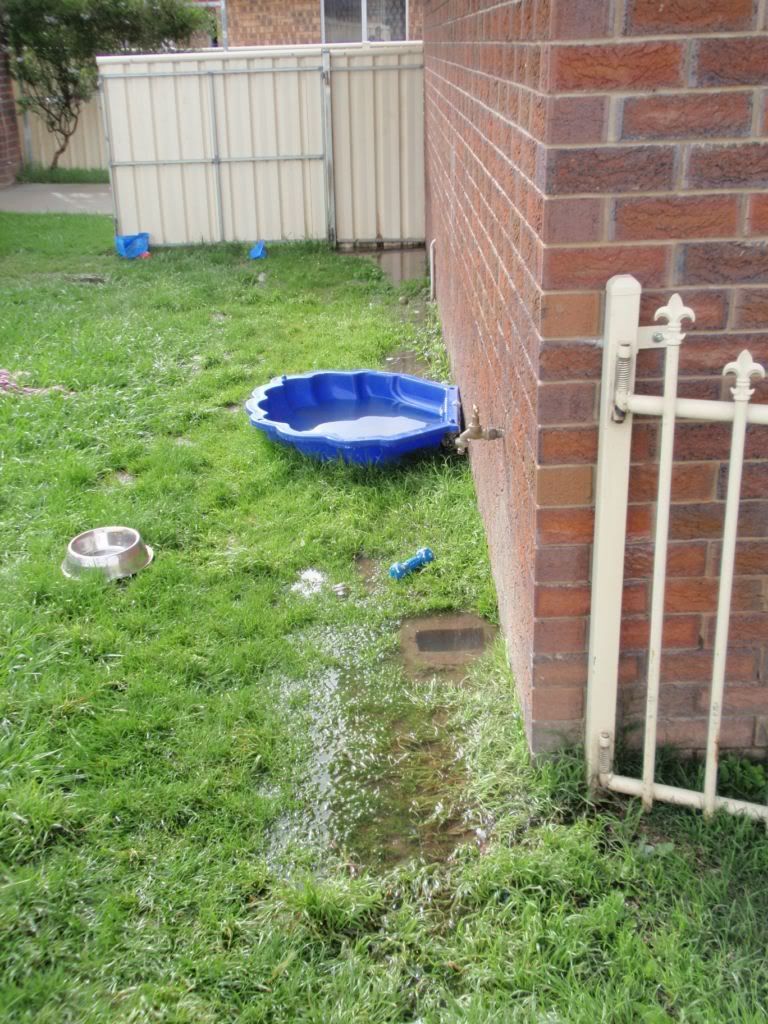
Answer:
[245,370,460,465]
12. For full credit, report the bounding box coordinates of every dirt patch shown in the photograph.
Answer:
[0,369,71,397]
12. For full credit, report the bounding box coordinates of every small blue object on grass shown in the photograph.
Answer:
[389,547,434,580]
[249,240,267,259]
[115,232,150,259]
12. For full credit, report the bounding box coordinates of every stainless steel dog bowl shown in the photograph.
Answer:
[61,526,153,580]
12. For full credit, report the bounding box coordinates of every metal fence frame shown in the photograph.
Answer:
[97,43,424,247]
[586,274,768,823]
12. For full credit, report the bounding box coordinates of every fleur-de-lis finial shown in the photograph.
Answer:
[723,349,766,402]
[653,294,695,347]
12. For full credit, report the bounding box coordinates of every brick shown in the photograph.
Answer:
[536,544,591,583]
[688,143,768,190]
[720,461,768,498]
[546,96,609,145]
[540,292,601,338]
[639,290,729,331]
[621,682,701,718]
[665,577,765,613]
[550,43,684,92]
[538,504,651,544]
[628,462,718,503]
[614,196,739,242]
[534,616,587,654]
[531,685,584,721]
[680,242,768,285]
[625,541,709,579]
[626,0,755,33]
[534,655,590,686]
[677,333,768,375]
[542,198,604,244]
[538,507,595,544]
[655,717,754,750]
[733,290,768,328]
[670,501,768,540]
[721,613,768,644]
[535,585,592,617]
[543,245,669,290]
[540,342,603,381]
[536,581,646,617]
[697,685,768,713]
[547,146,675,195]
[747,195,768,236]
[660,649,758,683]
[621,615,702,651]
[537,465,594,506]
[530,720,584,752]
[621,92,753,141]
[731,540,768,575]
[550,0,613,39]
[540,421,658,463]
[538,381,597,424]
[696,38,768,87]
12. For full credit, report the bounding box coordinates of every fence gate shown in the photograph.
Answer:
[96,43,424,247]
[586,274,768,822]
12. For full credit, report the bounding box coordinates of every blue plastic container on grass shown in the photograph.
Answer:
[245,369,460,465]
[115,232,150,259]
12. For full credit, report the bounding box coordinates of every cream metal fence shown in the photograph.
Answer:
[586,275,768,823]
[96,43,424,246]
[17,93,108,170]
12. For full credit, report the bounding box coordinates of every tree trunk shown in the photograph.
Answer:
[50,135,69,169]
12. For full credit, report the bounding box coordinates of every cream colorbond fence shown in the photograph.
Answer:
[96,43,424,246]
[17,94,108,170]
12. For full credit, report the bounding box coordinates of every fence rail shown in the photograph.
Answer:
[96,42,425,246]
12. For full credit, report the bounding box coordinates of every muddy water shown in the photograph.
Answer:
[271,614,497,869]
[384,348,431,377]
[347,247,427,285]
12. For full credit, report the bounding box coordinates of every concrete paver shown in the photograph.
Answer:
[0,183,113,215]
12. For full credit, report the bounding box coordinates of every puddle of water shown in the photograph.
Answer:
[291,568,328,597]
[344,247,427,286]
[400,612,497,684]
[69,274,106,285]
[270,614,494,870]
[354,555,379,593]
[384,349,431,377]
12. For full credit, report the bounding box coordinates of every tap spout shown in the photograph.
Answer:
[455,404,504,452]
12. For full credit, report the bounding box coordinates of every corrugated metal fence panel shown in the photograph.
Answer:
[330,45,424,245]
[17,92,108,169]
[97,43,424,246]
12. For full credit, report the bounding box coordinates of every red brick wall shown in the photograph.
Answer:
[0,50,21,188]
[227,0,423,45]
[424,0,768,755]
[228,0,321,45]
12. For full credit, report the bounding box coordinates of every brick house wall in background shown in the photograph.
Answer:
[227,0,423,46]
[424,0,768,754]
[0,50,21,187]
[228,0,320,46]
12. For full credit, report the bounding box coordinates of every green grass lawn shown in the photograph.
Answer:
[2,214,768,1023]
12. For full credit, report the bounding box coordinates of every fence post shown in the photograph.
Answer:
[585,274,642,787]
[321,49,336,246]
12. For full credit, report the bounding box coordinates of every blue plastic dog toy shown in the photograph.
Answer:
[389,547,434,580]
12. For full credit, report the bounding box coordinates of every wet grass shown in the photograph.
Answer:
[2,214,768,1022]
